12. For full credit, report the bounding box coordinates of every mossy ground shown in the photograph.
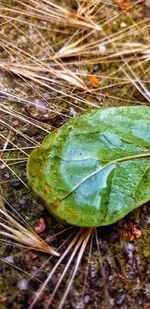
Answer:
[0,1,150,308]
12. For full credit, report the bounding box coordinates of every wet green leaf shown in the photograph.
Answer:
[27,106,150,227]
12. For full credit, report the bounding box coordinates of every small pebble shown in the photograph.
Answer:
[13,120,19,127]
[4,172,10,179]
[84,294,90,304]
[4,255,14,264]
[145,216,150,224]
[0,163,5,169]
[98,44,106,54]
[126,243,134,251]
[121,22,126,28]
[31,266,39,276]
[70,107,77,117]
[17,279,28,290]
[18,198,26,206]
[124,243,135,264]
[10,180,23,189]
[115,292,125,305]
[34,98,46,111]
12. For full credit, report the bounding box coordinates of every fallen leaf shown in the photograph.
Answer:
[28,106,150,227]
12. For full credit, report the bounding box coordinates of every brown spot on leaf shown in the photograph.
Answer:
[71,212,78,219]
[44,183,51,194]
[52,198,61,209]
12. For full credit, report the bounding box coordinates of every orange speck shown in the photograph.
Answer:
[129,235,134,241]
[116,0,131,10]
[122,222,141,241]
[87,75,99,88]
[34,217,46,234]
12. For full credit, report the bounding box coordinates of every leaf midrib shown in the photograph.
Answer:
[62,151,150,200]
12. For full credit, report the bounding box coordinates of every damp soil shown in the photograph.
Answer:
[0,1,150,309]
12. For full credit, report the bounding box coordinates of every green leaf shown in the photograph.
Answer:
[27,106,150,227]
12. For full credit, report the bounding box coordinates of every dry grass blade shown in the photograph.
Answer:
[54,23,150,59]
[57,228,92,309]
[1,0,101,31]
[29,228,92,309]
[0,62,87,91]
[0,195,59,256]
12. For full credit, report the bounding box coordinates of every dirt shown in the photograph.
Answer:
[0,1,150,308]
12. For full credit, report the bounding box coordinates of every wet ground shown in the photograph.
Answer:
[0,1,150,308]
